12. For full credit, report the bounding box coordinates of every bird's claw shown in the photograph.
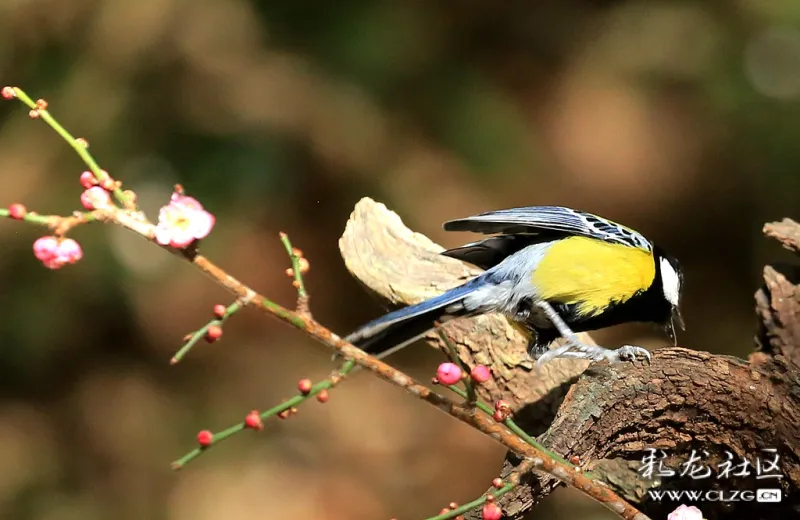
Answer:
[533,343,569,365]
[534,350,555,366]
[605,344,651,364]
[534,342,651,365]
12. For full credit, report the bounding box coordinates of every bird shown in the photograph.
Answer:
[345,205,684,365]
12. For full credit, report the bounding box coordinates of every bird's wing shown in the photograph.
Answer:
[441,235,542,270]
[443,206,653,252]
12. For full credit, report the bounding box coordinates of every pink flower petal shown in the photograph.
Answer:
[56,238,83,263]
[175,196,203,211]
[169,227,197,248]
[43,257,65,270]
[154,225,172,246]
[189,210,215,239]
[158,204,179,223]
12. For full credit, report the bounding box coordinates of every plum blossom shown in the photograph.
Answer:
[668,505,704,520]
[33,236,83,269]
[154,192,215,248]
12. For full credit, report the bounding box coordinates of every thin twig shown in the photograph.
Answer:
[279,232,310,316]
[172,360,356,469]
[171,300,244,364]
[10,88,135,209]
[444,384,574,468]
[0,208,98,232]
[423,458,536,520]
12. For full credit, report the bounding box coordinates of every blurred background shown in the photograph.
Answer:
[0,1,798,519]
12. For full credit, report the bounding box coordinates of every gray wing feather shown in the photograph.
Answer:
[442,235,538,270]
[443,206,652,252]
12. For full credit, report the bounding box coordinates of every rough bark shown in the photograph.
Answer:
[339,199,800,520]
[764,218,800,255]
[755,265,800,368]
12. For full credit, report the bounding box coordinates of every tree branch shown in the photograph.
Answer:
[756,219,800,367]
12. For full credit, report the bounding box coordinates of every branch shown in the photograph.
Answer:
[172,361,355,469]
[756,219,800,367]
[530,347,800,519]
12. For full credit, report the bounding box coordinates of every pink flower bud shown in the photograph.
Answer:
[212,304,226,318]
[80,171,97,189]
[8,203,26,219]
[245,410,263,431]
[33,236,82,269]
[81,186,112,210]
[196,430,213,447]
[298,378,313,395]
[482,502,502,520]
[470,365,491,383]
[33,236,59,262]
[436,362,463,386]
[205,325,223,343]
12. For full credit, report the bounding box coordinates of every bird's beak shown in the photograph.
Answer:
[665,306,684,345]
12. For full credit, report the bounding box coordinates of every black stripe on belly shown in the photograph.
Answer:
[517,283,671,348]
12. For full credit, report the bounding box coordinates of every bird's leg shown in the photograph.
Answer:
[533,301,650,365]
[532,301,593,358]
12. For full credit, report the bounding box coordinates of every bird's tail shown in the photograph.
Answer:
[346,280,483,359]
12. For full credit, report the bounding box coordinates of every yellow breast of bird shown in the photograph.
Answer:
[531,236,656,317]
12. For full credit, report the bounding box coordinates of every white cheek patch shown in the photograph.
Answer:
[660,258,681,306]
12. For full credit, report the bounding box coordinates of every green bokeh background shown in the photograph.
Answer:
[0,1,798,519]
